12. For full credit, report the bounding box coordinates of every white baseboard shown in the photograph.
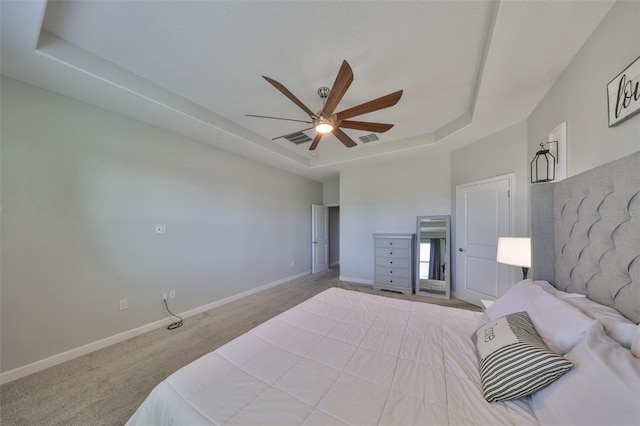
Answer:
[339,276,373,285]
[0,270,311,385]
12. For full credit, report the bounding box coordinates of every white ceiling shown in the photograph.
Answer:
[1,1,614,182]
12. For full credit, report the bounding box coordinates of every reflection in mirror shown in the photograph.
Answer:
[416,215,451,299]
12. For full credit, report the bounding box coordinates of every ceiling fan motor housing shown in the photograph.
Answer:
[317,86,331,101]
[314,86,335,133]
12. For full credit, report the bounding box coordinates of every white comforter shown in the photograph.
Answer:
[127,288,538,425]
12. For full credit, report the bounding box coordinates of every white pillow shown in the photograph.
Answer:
[565,297,637,348]
[534,279,578,297]
[485,280,594,354]
[531,322,640,425]
[535,280,637,348]
[632,326,640,359]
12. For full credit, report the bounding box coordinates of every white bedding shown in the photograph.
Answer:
[127,287,538,425]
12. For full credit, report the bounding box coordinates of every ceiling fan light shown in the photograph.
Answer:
[315,123,334,133]
[313,114,334,134]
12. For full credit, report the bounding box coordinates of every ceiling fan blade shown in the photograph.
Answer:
[309,133,323,151]
[336,90,403,121]
[272,127,314,140]
[322,60,354,116]
[262,76,316,117]
[332,127,358,148]
[246,114,312,124]
[339,120,394,133]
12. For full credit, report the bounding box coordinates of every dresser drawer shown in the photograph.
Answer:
[375,266,410,279]
[375,256,409,268]
[375,238,410,249]
[374,274,411,288]
[375,247,409,258]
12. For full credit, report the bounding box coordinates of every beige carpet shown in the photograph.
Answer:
[0,268,479,425]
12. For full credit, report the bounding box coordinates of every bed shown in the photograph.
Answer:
[127,151,640,425]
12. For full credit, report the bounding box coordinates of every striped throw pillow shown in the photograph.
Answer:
[472,311,573,402]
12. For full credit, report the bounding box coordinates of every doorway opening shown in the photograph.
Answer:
[328,206,340,268]
[312,204,340,274]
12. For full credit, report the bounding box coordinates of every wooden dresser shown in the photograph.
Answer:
[373,233,415,295]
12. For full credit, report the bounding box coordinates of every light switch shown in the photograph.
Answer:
[155,224,167,234]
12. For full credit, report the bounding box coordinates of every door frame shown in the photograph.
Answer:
[327,205,340,267]
[454,173,516,301]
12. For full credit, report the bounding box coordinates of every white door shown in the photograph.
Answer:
[311,204,329,274]
[455,176,512,306]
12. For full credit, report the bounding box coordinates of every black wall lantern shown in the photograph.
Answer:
[530,141,558,183]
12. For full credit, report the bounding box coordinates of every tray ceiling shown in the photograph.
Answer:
[1,1,614,181]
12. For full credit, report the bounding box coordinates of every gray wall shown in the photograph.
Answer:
[338,122,529,287]
[1,77,322,372]
[323,181,340,206]
[451,120,529,235]
[450,120,529,295]
[527,0,640,176]
[339,144,451,283]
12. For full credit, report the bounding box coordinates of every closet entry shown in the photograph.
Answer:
[455,175,513,306]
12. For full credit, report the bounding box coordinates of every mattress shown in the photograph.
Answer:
[126,287,538,425]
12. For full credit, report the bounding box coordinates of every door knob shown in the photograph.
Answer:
[458,248,465,252]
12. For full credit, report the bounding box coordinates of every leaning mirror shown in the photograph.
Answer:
[415,215,451,299]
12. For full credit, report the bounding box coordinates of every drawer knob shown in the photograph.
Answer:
[390,271,393,274]
[390,261,393,264]
[390,252,393,255]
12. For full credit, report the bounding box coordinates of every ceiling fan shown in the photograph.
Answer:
[247,60,403,150]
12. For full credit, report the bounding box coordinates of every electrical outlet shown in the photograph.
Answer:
[169,290,176,299]
[119,298,128,311]
[162,293,168,300]
[291,260,295,267]
[155,224,167,234]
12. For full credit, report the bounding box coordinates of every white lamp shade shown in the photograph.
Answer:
[496,237,531,268]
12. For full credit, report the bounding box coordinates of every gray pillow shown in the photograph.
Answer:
[472,311,573,402]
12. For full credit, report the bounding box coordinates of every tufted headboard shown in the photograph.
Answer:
[532,151,640,323]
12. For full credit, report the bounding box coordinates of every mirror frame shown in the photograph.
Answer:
[415,215,451,299]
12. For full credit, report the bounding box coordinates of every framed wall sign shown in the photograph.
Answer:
[607,56,640,127]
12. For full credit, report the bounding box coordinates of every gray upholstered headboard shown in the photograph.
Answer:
[532,151,640,323]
